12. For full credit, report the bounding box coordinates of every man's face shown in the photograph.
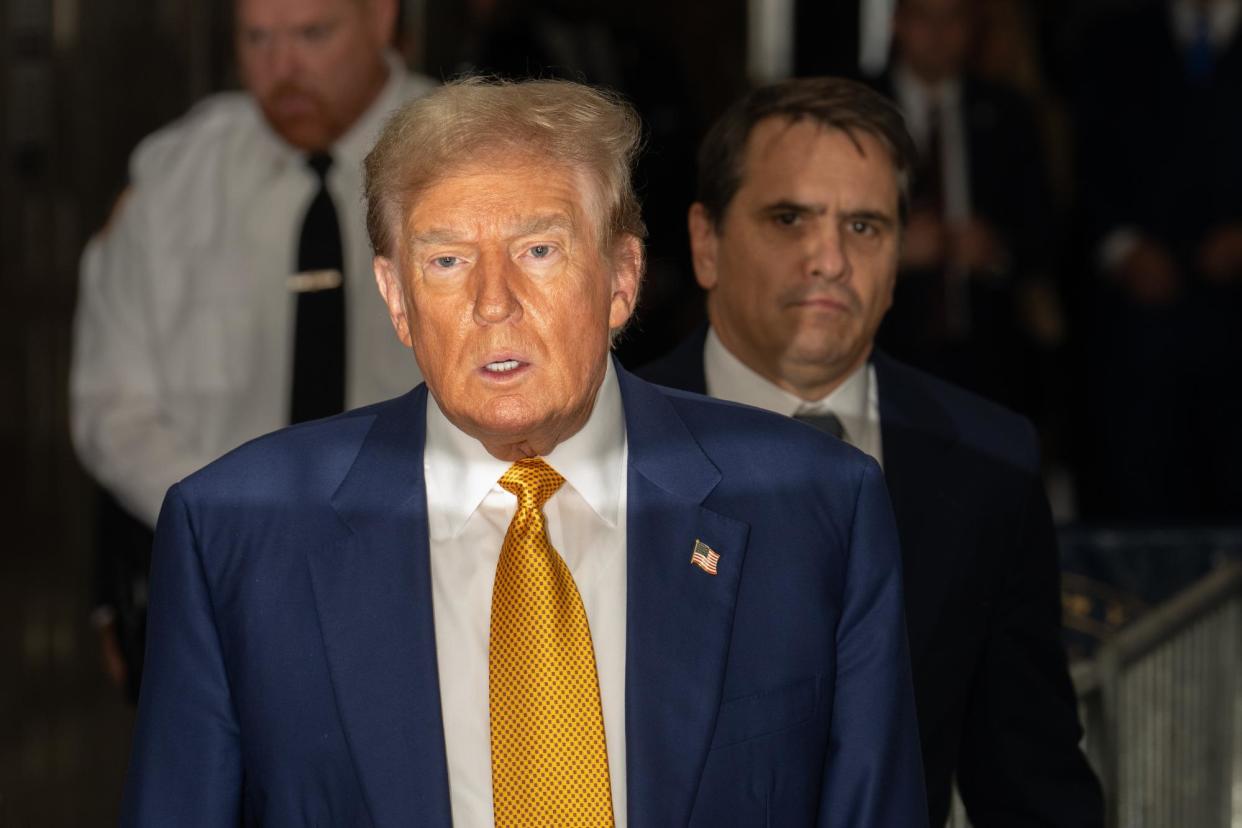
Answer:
[893,0,973,83]
[691,118,900,397]
[375,158,641,459]
[236,0,394,151]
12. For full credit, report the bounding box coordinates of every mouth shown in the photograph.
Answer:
[478,357,531,381]
[792,295,852,313]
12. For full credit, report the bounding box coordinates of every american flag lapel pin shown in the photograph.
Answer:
[690,539,720,576]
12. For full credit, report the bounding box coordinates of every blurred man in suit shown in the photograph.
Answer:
[1073,0,1242,518]
[869,0,1056,417]
[640,77,1102,827]
[121,77,926,827]
[70,0,434,697]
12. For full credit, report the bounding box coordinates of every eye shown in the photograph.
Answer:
[849,220,877,236]
[773,211,801,227]
[241,28,270,48]
[529,244,552,258]
[432,256,459,269]
[300,22,334,43]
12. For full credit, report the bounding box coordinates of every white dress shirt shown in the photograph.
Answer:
[703,328,883,466]
[1171,0,1241,49]
[892,63,972,224]
[70,53,434,526]
[424,361,629,827]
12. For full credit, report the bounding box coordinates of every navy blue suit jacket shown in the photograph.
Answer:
[639,330,1103,827]
[122,363,927,826]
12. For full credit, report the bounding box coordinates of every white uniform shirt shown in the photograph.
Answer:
[703,328,883,466]
[70,53,434,526]
[423,361,629,827]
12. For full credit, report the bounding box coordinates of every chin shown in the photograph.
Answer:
[474,396,544,437]
[268,118,332,152]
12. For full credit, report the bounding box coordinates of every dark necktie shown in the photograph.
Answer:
[291,152,346,424]
[794,411,845,441]
[914,99,944,214]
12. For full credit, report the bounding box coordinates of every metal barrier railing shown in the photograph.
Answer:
[947,561,1242,828]
[1074,562,1242,828]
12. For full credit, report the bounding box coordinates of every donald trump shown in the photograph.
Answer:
[121,78,926,827]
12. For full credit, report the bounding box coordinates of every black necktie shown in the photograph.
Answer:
[914,100,944,214]
[291,152,346,424]
[794,411,845,441]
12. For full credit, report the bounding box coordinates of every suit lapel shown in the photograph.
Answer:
[306,386,453,828]
[873,353,970,662]
[617,366,749,825]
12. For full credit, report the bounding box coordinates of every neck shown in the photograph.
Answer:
[711,322,869,402]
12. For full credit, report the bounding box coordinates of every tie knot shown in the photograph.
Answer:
[500,458,564,512]
[307,151,334,180]
[794,410,845,440]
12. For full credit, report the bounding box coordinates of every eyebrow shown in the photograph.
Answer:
[409,213,575,247]
[760,200,896,227]
[843,209,896,228]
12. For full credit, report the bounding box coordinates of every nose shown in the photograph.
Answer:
[267,32,300,84]
[806,222,848,283]
[472,252,523,326]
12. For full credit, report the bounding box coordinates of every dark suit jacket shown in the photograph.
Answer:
[639,329,1103,828]
[1074,1,1242,266]
[121,362,927,826]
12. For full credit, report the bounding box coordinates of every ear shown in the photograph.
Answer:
[607,234,644,331]
[688,202,721,290]
[373,255,413,348]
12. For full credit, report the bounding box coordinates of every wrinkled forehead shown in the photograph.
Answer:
[400,152,609,246]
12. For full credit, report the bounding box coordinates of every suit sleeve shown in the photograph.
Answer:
[955,441,1104,827]
[121,484,243,826]
[819,460,928,828]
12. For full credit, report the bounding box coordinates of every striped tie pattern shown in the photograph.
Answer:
[489,458,614,827]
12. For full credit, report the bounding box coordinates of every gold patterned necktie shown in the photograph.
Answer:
[489,458,614,827]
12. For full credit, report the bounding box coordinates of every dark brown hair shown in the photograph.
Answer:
[696,77,918,225]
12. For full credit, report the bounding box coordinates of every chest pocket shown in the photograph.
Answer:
[710,676,817,750]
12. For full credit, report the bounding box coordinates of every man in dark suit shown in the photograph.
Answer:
[866,0,1056,418]
[121,78,926,826]
[639,77,1103,827]
[1072,0,1242,519]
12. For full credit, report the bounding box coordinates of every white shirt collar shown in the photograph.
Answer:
[1171,0,1242,49]
[703,328,883,465]
[333,50,409,168]
[704,327,869,423]
[893,61,962,110]
[424,360,627,540]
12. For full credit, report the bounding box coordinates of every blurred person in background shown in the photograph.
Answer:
[70,0,434,699]
[1073,0,1242,519]
[869,0,1058,425]
[641,77,1103,827]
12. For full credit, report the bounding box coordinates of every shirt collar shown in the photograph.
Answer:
[1171,0,1242,49]
[893,61,962,112]
[704,327,871,430]
[424,360,627,540]
[333,50,408,168]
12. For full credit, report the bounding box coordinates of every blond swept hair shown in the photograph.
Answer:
[364,76,647,258]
